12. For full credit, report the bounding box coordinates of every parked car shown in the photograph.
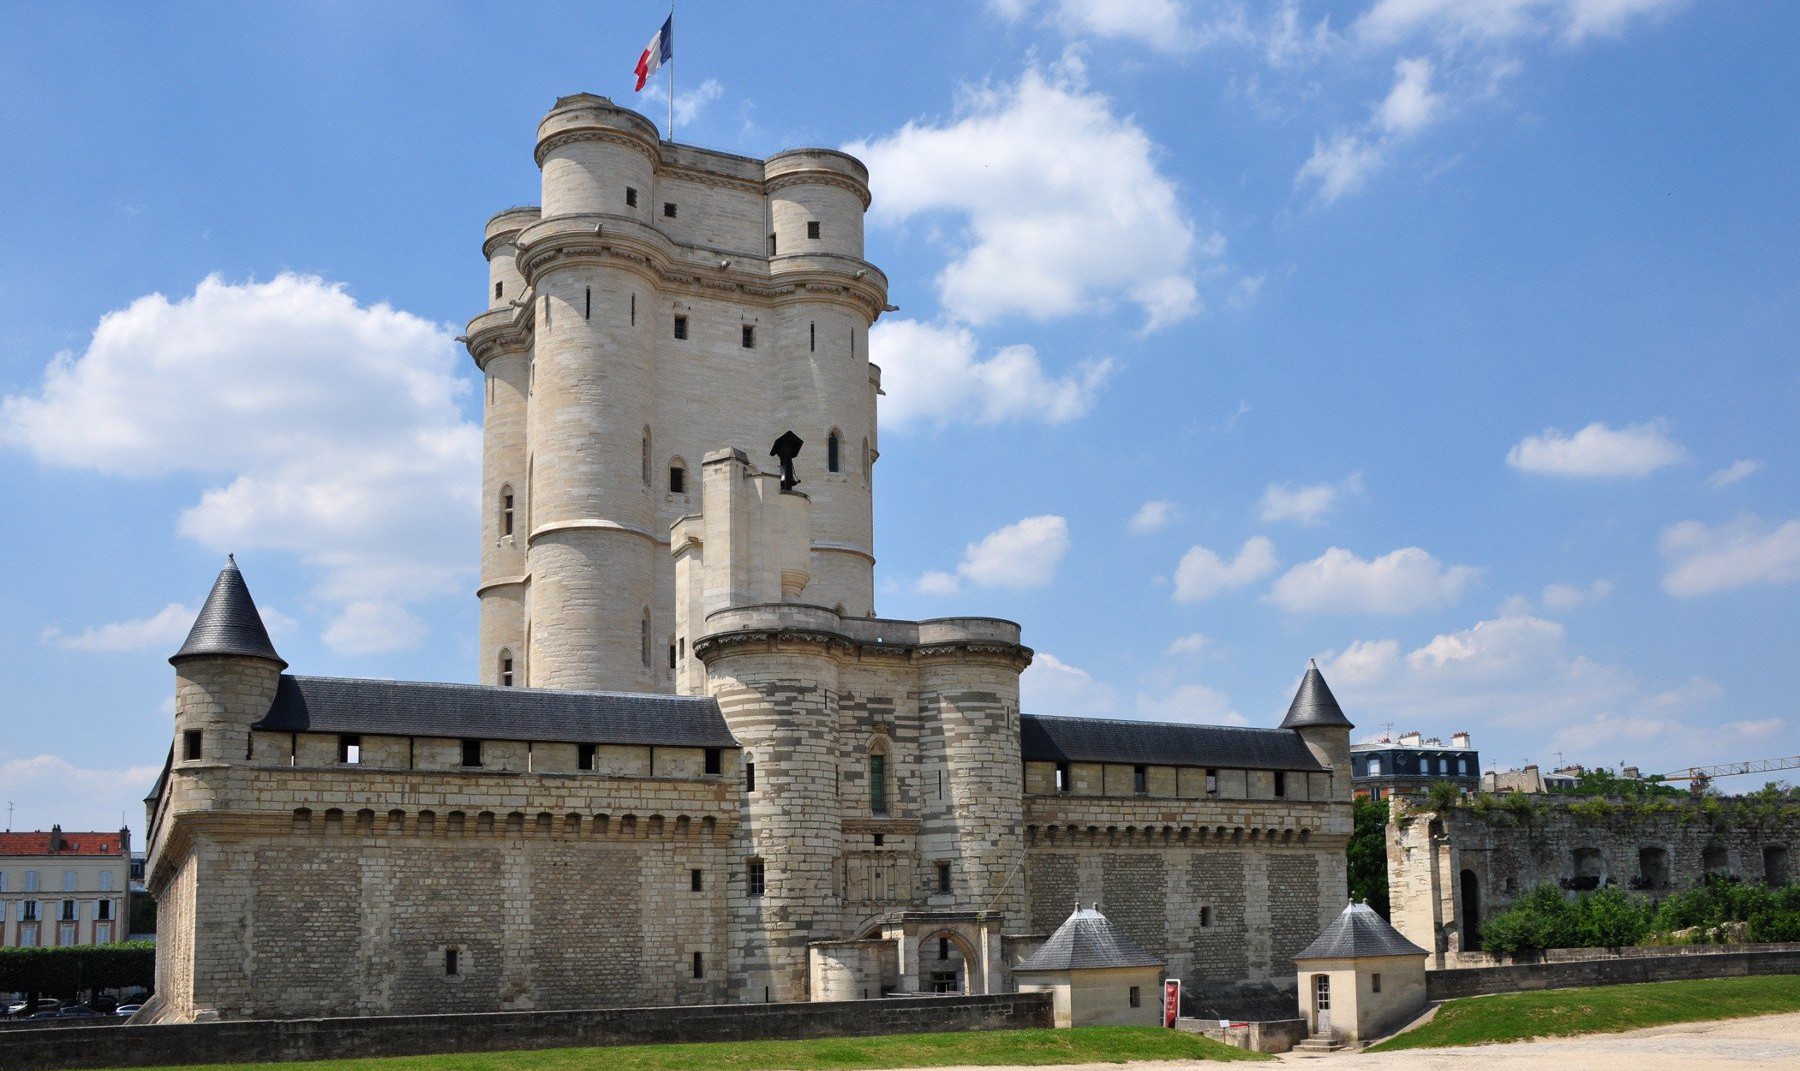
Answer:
[114,1004,142,1018]
[8,999,59,1017]
[57,1004,104,1018]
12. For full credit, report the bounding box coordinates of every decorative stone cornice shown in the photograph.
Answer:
[534,127,659,170]
[765,170,873,209]
[692,626,1031,672]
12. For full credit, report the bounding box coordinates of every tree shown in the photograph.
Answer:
[1348,796,1390,918]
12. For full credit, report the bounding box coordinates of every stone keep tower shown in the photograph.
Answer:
[466,94,888,694]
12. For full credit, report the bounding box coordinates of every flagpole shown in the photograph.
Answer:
[667,1,676,140]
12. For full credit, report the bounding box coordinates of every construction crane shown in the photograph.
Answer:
[1652,755,1800,794]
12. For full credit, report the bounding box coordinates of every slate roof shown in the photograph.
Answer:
[1294,902,1428,961]
[1278,662,1354,731]
[1015,905,1165,972]
[1020,714,1326,772]
[252,675,740,749]
[170,556,287,668]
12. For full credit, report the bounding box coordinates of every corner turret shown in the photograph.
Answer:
[168,556,285,772]
[1282,660,1354,801]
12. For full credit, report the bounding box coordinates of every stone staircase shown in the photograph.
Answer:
[1292,1032,1347,1055]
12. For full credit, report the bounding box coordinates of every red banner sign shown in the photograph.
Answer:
[1163,978,1182,1028]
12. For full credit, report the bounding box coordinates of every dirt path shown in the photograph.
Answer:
[870,1010,1800,1071]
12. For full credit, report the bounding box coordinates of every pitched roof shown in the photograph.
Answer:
[169,556,286,668]
[1020,715,1326,772]
[253,675,740,749]
[0,832,128,857]
[1294,902,1427,961]
[1278,662,1353,731]
[1015,905,1164,972]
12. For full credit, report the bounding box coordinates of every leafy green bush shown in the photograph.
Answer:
[0,940,154,999]
[1481,876,1800,955]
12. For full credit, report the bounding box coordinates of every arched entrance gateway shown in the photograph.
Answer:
[917,929,978,994]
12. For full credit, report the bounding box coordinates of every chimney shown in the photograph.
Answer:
[49,824,63,853]
[1451,731,1471,749]
[1398,731,1423,747]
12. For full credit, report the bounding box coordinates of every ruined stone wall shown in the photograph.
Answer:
[1388,795,1800,958]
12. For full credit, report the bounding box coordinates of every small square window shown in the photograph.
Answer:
[578,743,597,771]
[673,315,688,340]
[626,186,638,207]
[807,220,821,239]
[705,748,722,775]
[873,833,884,847]
[741,325,755,349]
[460,739,483,768]
[183,730,202,761]
[691,869,703,892]
[338,735,362,765]
[663,202,677,218]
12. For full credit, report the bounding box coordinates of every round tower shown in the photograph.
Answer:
[1280,660,1356,803]
[765,149,881,616]
[472,206,539,685]
[167,557,287,774]
[519,95,663,690]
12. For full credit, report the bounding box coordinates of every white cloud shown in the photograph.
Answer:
[1660,516,1800,597]
[848,55,1203,331]
[990,0,1251,54]
[1135,683,1246,725]
[1541,579,1612,610]
[1358,0,1688,45]
[43,603,194,652]
[1129,499,1176,534]
[1297,131,1386,205]
[1166,632,1211,657]
[1173,536,1278,602]
[869,319,1114,432]
[673,78,723,127]
[1297,56,1446,204]
[0,274,480,650]
[1506,419,1686,477]
[320,599,428,655]
[920,515,1071,595]
[1022,652,1119,716]
[0,753,167,832]
[1707,458,1762,488]
[1378,56,1445,134]
[1269,546,1478,614]
[1258,472,1362,526]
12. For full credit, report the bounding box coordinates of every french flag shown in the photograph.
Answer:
[634,16,672,92]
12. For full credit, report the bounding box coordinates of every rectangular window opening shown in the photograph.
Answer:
[747,858,766,898]
[669,466,686,493]
[741,324,755,349]
[869,754,887,814]
[767,233,777,256]
[1372,973,1382,993]
[663,202,677,218]
[936,862,951,894]
[669,643,678,670]
[705,748,722,776]
[1205,768,1219,795]
[183,730,202,761]
[873,833,885,847]
[693,951,705,979]
[584,286,591,320]
[809,321,816,352]
[1130,986,1141,1008]
[578,743,597,771]
[445,949,459,976]
[807,220,821,239]
[460,739,483,768]
[691,869,703,892]
[746,761,756,792]
[500,655,514,687]
[501,492,515,536]
[630,293,636,325]
[494,281,502,299]
[1133,764,1148,795]
[1274,771,1287,798]
[673,314,688,340]
[625,186,637,208]
[1055,762,1070,793]
[338,735,362,765]
[938,937,950,961]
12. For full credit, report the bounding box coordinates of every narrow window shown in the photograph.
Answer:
[630,293,636,325]
[668,642,677,670]
[494,281,503,300]
[936,862,951,894]
[625,186,637,207]
[1200,906,1213,928]
[1274,771,1287,798]
[183,730,202,761]
[61,900,76,921]
[809,321,816,352]
[500,487,514,536]
[742,324,755,349]
[460,739,482,768]
[692,951,705,979]
[1129,986,1141,1008]
[584,286,591,320]
[1372,973,1382,993]
[827,432,840,472]
[747,858,766,897]
[669,463,686,493]
[97,899,113,920]
[663,202,677,218]
[642,430,652,486]
[1205,768,1219,794]
[640,608,652,667]
[445,949,459,976]
[869,754,887,814]
[62,871,76,892]
[578,743,596,771]
[1055,762,1070,793]
[673,314,688,340]
[499,652,514,687]
[705,748,722,776]
[767,233,777,256]
[807,220,821,239]
[1133,765,1148,795]
[338,735,362,765]
[691,869,703,892]
[745,761,756,792]
[938,937,950,961]
[873,833,884,847]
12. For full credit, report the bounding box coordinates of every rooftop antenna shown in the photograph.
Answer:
[5,801,11,832]
[1381,721,1395,744]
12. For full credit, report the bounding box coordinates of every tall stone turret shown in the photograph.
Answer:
[466,94,887,694]
[1280,660,1355,802]
[168,556,287,775]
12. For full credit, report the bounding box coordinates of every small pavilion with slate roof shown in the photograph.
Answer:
[1012,904,1165,1028]
[1292,901,1429,1045]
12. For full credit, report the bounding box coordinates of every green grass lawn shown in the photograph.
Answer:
[1368,974,1800,1051]
[115,1025,1266,1071]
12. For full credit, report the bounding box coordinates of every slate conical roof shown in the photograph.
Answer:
[1294,902,1427,961]
[1014,904,1164,972]
[169,556,287,668]
[1279,661,1353,730]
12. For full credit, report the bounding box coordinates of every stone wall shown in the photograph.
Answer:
[0,992,1052,1071]
[1388,796,1800,958]
[1425,945,1800,1001]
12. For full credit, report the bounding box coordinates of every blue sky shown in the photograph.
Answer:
[2,1,1795,833]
